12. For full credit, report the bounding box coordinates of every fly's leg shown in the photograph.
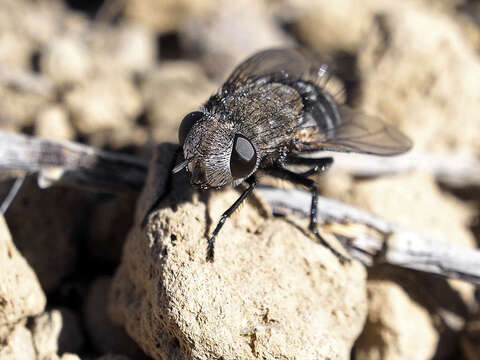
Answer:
[207,176,256,262]
[266,159,350,263]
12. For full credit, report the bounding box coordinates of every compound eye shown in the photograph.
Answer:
[230,135,257,179]
[178,111,203,145]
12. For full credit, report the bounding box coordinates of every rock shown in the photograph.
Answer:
[35,105,74,141]
[325,171,475,249]
[31,308,84,358]
[109,143,368,360]
[321,171,476,358]
[0,85,52,130]
[124,0,217,33]
[181,2,291,78]
[40,35,92,86]
[357,1,480,155]
[0,215,45,326]
[0,323,36,360]
[355,278,439,360]
[89,23,156,76]
[4,178,88,292]
[64,74,142,143]
[85,277,145,357]
[141,62,215,143]
[0,31,34,69]
[292,0,373,53]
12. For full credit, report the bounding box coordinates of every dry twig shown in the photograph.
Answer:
[0,130,147,193]
[258,186,480,285]
[1,130,479,284]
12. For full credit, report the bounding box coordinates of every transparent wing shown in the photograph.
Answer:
[224,48,330,89]
[297,106,412,156]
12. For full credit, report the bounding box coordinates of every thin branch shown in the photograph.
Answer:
[0,130,148,193]
[1,131,479,284]
[258,186,480,285]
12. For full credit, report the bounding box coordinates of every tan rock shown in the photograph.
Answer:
[0,31,34,69]
[89,23,156,76]
[0,323,36,360]
[357,1,480,155]
[40,36,92,86]
[0,85,52,130]
[0,215,45,326]
[35,105,74,141]
[355,279,438,360]
[324,170,477,305]
[124,0,217,33]
[181,2,291,78]
[109,144,368,360]
[293,0,373,53]
[65,74,142,136]
[325,171,475,248]
[31,309,83,359]
[141,62,215,143]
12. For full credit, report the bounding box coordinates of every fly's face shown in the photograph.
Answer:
[176,110,260,189]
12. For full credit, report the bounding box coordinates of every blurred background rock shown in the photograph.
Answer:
[0,0,479,359]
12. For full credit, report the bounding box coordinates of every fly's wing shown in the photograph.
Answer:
[297,105,412,156]
[223,48,332,91]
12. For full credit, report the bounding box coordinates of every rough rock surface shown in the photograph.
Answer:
[355,279,439,360]
[322,171,476,359]
[181,2,291,78]
[34,105,74,141]
[140,62,215,144]
[357,1,480,155]
[109,144,368,360]
[31,308,84,358]
[0,215,45,326]
[0,322,36,360]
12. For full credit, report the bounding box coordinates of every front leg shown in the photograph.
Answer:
[207,175,257,262]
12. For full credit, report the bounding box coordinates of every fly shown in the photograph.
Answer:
[173,48,412,261]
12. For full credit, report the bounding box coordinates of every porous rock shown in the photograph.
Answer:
[322,171,476,359]
[34,105,74,141]
[109,143,368,360]
[0,215,45,326]
[357,1,480,155]
[40,35,92,86]
[0,322,36,360]
[31,308,84,359]
[89,23,156,76]
[292,0,373,53]
[124,0,217,33]
[64,74,142,144]
[181,2,291,78]
[355,279,439,360]
[140,62,215,144]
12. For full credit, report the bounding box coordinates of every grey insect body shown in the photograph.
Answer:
[174,48,412,261]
